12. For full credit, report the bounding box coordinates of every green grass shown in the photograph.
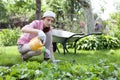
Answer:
[0,46,44,66]
[55,48,120,66]
[0,46,120,66]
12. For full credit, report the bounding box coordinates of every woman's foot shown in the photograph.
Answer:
[21,55,28,61]
[44,58,50,61]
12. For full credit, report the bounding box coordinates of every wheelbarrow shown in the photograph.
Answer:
[52,29,102,54]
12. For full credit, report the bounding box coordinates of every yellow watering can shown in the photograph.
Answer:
[29,36,46,52]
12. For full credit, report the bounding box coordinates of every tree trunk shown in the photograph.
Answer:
[83,6,95,34]
[77,0,95,34]
[35,0,41,20]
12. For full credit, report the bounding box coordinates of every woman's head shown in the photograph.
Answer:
[42,11,56,20]
[42,11,55,28]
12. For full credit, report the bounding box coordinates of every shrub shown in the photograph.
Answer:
[77,34,120,50]
[0,28,21,46]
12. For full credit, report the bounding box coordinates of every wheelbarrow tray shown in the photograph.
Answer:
[52,29,82,43]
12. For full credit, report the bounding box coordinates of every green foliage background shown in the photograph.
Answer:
[0,28,21,46]
[110,11,120,40]
[77,35,120,50]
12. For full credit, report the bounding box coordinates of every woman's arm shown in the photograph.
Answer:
[21,25,39,34]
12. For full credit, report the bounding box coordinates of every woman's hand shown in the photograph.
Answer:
[38,30,46,44]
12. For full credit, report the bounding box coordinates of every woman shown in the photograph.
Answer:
[17,11,58,62]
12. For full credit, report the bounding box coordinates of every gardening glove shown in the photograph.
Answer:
[45,49,61,63]
[45,49,51,58]
[38,30,46,44]
[52,60,61,63]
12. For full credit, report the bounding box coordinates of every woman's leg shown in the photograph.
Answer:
[44,31,53,60]
[18,44,41,60]
[18,44,31,54]
[22,50,41,60]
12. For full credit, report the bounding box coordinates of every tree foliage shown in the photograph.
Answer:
[109,11,120,39]
[3,0,36,23]
[1,0,95,33]
[5,0,35,14]
[111,11,120,28]
[0,0,8,22]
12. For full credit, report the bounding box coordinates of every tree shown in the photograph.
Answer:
[48,0,95,34]
[110,11,120,39]
[36,0,41,20]
[3,0,36,28]
[77,0,95,34]
[63,0,81,21]
[0,0,8,22]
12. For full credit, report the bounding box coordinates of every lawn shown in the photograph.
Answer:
[0,46,120,66]
[0,46,120,79]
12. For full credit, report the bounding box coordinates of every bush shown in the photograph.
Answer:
[77,34,120,50]
[0,28,21,46]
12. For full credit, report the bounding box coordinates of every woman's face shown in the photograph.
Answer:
[43,17,54,28]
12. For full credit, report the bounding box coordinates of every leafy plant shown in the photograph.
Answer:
[0,60,120,80]
[77,34,120,50]
[0,28,21,46]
